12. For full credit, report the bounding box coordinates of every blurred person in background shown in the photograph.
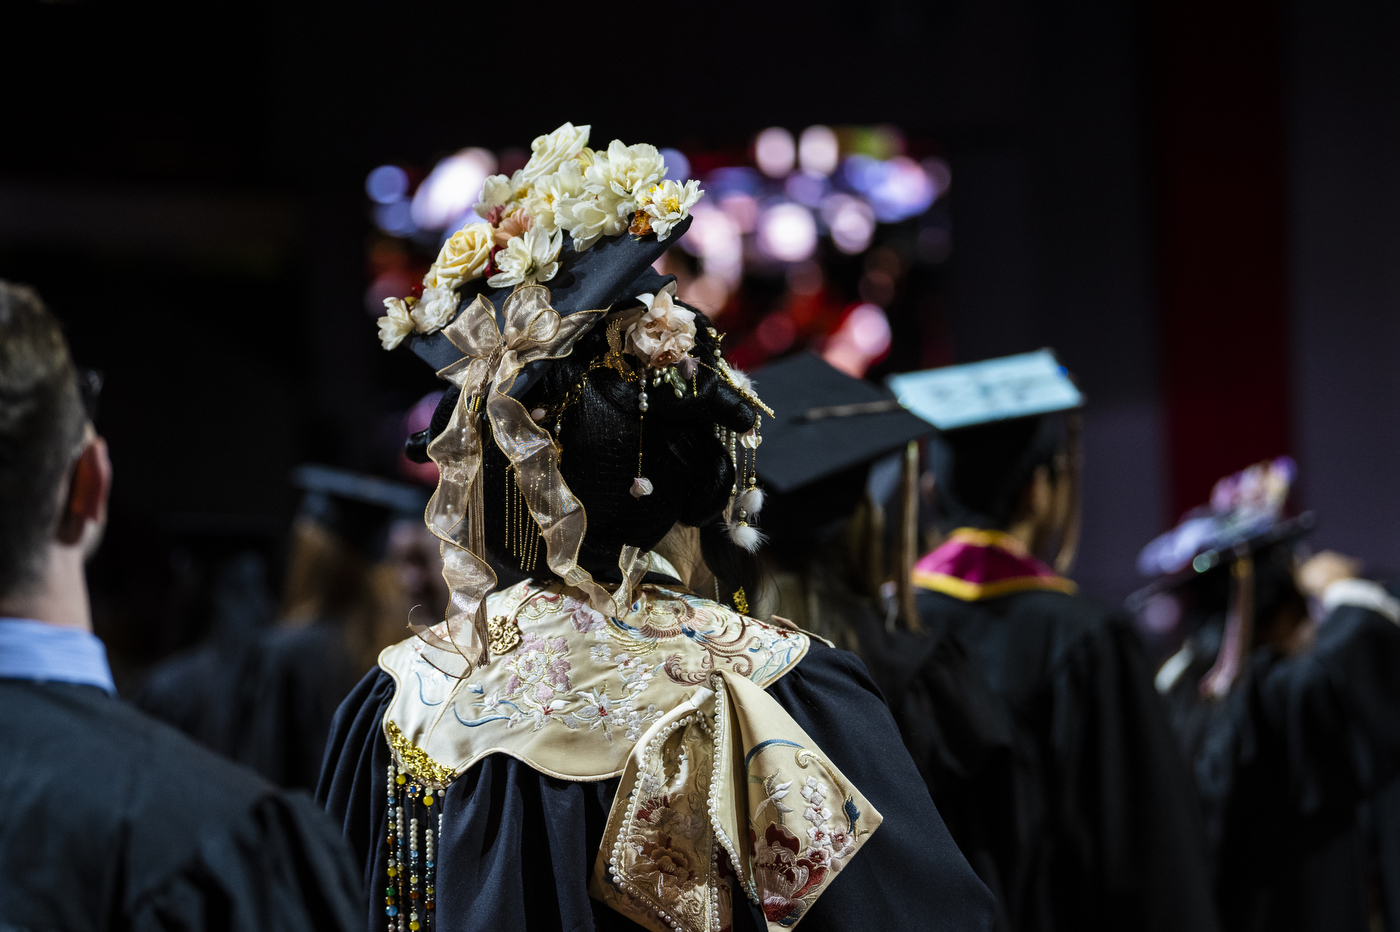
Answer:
[139,465,430,790]
[880,352,1220,932]
[0,280,359,930]
[1135,459,1400,932]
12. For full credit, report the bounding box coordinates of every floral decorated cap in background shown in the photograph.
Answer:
[1136,456,1314,580]
[373,123,769,674]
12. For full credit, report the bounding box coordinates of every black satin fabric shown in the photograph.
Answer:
[137,619,368,791]
[318,640,996,932]
[0,679,360,932]
[883,589,1221,932]
[1163,602,1400,932]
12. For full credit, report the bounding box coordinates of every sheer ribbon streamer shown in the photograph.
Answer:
[418,284,641,674]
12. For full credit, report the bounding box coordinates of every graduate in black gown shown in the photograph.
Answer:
[1135,459,1400,932]
[139,465,429,790]
[319,123,995,932]
[880,352,1221,932]
[752,352,1022,929]
[0,280,359,930]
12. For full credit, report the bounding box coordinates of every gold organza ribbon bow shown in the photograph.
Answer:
[417,284,646,673]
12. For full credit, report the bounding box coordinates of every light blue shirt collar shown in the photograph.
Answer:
[0,618,116,694]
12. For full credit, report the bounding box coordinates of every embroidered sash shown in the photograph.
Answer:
[378,574,880,930]
[912,527,1077,601]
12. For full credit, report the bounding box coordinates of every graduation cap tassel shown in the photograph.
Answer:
[893,439,922,632]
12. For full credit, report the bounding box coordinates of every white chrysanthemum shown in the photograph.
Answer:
[377,297,415,351]
[637,179,703,240]
[412,285,459,333]
[524,160,586,237]
[487,227,563,287]
[426,222,493,290]
[520,122,590,184]
[557,189,628,251]
[472,169,528,219]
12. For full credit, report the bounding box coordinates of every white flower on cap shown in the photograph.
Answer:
[412,285,459,333]
[625,282,697,368]
[521,122,591,184]
[377,297,415,350]
[636,179,703,240]
[488,227,563,287]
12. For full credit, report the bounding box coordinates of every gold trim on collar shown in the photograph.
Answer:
[912,569,1078,601]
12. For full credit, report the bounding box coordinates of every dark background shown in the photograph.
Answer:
[4,0,1398,671]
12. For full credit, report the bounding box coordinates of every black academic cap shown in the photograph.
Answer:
[407,217,692,401]
[291,464,428,557]
[751,352,933,495]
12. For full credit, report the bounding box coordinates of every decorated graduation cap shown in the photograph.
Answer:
[886,348,1083,430]
[374,123,769,672]
[888,350,1084,546]
[1132,458,1313,698]
[1136,457,1312,582]
[291,464,428,559]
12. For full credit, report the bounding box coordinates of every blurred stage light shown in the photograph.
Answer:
[821,194,876,254]
[786,260,823,296]
[374,200,417,237]
[822,303,892,377]
[784,172,827,208]
[659,148,691,184]
[718,193,759,233]
[365,268,415,313]
[756,312,797,353]
[798,126,840,177]
[757,202,818,263]
[410,147,497,230]
[921,156,952,201]
[705,166,764,196]
[868,156,937,222]
[755,127,796,178]
[684,202,745,285]
[366,165,410,204]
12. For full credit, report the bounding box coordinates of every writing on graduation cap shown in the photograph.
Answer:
[887,349,1083,430]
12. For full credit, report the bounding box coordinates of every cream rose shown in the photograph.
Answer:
[378,297,415,351]
[558,189,628,251]
[626,284,696,368]
[426,222,492,290]
[524,160,586,237]
[521,122,591,184]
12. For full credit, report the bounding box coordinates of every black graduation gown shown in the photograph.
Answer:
[1161,600,1400,932]
[138,619,368,791]
[896,588,1220,932]
[318,639,997,932]
[0,678,361,932]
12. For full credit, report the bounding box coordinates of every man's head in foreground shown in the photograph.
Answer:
[0,281,110,627]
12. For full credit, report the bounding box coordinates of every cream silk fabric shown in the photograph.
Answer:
[379,572,881,930]
[420,284,627,672]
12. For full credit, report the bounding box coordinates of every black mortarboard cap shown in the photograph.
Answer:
[291,464,429,558]
[407,217,692,402]
[752,352,932,495]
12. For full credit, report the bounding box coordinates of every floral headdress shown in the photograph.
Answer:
[376,123,769,674]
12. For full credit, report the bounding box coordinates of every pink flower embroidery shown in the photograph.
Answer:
[751,822,828,924]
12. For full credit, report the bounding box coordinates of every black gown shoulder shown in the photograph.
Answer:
[318,639,996,932]
[893,588,1219,932]
[0,679,360,932]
